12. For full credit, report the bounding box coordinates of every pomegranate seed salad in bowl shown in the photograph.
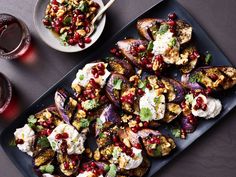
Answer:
[34,0,106,52]
[11,12,236,177]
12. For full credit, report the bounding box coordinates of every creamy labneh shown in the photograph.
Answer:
[191,94,222,119]
[139,89,165,121]
[14,124,35,156]
[72,62,110,88]
[47,123,86,155]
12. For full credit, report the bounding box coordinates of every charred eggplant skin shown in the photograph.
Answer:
[105,73,130,107]
[33,148,55,167]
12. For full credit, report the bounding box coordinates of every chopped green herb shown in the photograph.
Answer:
[40,164,54,174]
[154,96,161,105]
[205,53,212,64]
[99,133,106,138]
[138,80,147,90]
[140,107,153,121]
[78,1,89,13]
[28,115,37,128]
[51,142,56,150]
[37,136,50,148]
[9,139,16,147]
[113,78,123,90]
[79,74,84,80]
[158,24,169,35]
[60,32,68,42]
[82,99,98,110]
[107,164,117,177]
[63,16,72,25]
[172,128,181,138]
[168,38,176,47]
[35,125,44,132]
[139,51,146,57]
[189,73,202,83]
[104,164,110,171]
[185,94,194,104]
[147,41,154,51]
[153,146,162,157]
[80,118,90,128]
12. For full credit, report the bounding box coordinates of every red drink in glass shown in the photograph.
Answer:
[0,73,12,114]
[0,13,31,60]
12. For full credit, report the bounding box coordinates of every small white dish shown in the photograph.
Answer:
[34,0,106,53]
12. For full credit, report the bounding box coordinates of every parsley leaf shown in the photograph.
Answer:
[82,99,98,110]
[40,164,54,174]
[138,80,147,90]
[78,1,89,13]
[27,115,37,128]
[107,164,117,177]
[158,24,169,35]
[168,38,176,47]
[147,41,154,51]
[59,32,68,42]
[185,94,194,104]
[205,53,212,65]
[113,78,123,90]
[140,107,153,121]
[172,128,181,138]
[154,96,161,105]
[80,118,90,128]
[37,136,50,148]
[63,16,71,25]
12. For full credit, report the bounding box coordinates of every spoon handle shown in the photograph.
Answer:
[91,0,116,24]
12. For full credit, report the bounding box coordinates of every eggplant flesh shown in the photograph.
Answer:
[33,148,55,167]
[108,58,135,78]
[162,103,182,123]
[188,66,236,90]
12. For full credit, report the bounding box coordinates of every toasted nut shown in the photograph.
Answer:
[76,29,86,37]
[94,149,101,161]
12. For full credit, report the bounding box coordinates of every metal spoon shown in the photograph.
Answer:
[87,0,116,37]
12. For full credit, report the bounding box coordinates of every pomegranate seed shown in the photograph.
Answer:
[68,38,75,45]
[122,146,127,152]
[91,161,96,167]
[46,129,52,135]
[202,104,207,111]
[146,83,152,90]
[78,40,85,48]
[15,139,24,144]
[209,74,218,81]
[193,51,200,58]
[134,143,142,149]
[110,48,117,54]
[169,27,175,34]
[130,153,135,157]
[196,97,203,104]
[97,63,105,70]
[74,32,80,40]
[64,162,69,170]
[205,87,212,95]
[143,121,149,128]
[51,0,58,5]
[52,6,59,12]
[154,138,160,144]
[147,63,152,69]
[74,9,81,15]
[78,14,85,20]
[54,27,60,33]
[90,93,96,99]
[55,133,62,139]
[42,18,50,26]
[167,20,176,26]
[84,37,91,44]
[193,104,200,110]
[98,70,105,75]
[168,12,177,20]
[112,136,119,143]
[62,132,69,139]
[131,127,138,133]
[138,44,146,52]
[94,73,99,78]
[136,115,141,123]
[155,54,163,61]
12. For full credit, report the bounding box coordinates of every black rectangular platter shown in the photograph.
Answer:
[1,0,236,177]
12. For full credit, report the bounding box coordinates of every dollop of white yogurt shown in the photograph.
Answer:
[191,94,222,119]
[14,124,35,156]
[72,62,110,88]
[139,89,165,121]
[47,123,86,155]
[111,147,143,170]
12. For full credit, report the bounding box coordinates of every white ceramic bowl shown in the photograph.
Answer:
[34,0,106,52]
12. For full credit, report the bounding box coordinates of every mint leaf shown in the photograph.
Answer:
[37,136,50,148]
[28,115,37,128]
[82,99,98,110]
[158,24,169,35]
[78,1,89,13]
[113,78,123,90]
[147,41,154,51]
[154,96,161,105]
[63,16,71,25]
[140,107,153,121]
